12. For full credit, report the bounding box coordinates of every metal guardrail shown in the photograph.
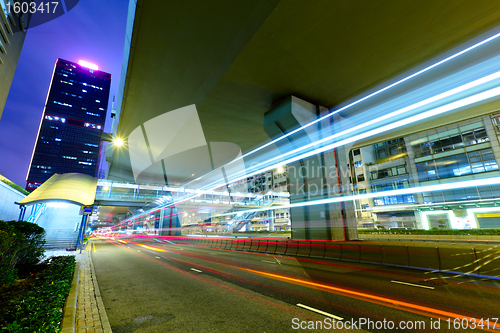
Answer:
[26,203,46,223]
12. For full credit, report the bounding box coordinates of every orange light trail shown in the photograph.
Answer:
[137,243,168,252]
[101,239,337,325]
[227,266,499,331]
[102,237,499,331]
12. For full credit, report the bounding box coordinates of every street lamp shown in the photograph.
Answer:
[113,138,124,146]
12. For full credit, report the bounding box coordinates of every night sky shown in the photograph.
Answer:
[0,0,129,186]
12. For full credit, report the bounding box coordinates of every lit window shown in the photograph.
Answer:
[53,101,72,107]
[83,122,102,130]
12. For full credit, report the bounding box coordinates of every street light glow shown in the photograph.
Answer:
[113,138,124,146]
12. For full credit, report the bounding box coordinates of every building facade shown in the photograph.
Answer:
[0,0,29,119]
[26,59,111,190]
[350,112,500,230]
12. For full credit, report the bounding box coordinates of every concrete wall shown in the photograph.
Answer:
[0,181,25,221]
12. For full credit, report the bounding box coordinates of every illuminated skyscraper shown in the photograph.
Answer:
[26,58,111,190]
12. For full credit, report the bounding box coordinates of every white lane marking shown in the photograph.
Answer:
[191,268,202,273]
[155,256,161,259]
[137,250,141,252]
[296,304,343,320]
[262,260,277,264]
[391,280,435,289]
[127,246,130,248]
[274,256,282,265]
[164,240,176,244]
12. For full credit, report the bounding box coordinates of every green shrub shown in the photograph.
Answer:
[0,221,45,285]
[2,255,76,332]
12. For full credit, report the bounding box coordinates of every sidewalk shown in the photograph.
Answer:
[56,243,112,333]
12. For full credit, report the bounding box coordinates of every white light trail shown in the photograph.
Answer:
[215,176,500,217]
[121,31,500,226]
[182,29,500,188]
[241,70,500,178]
[207,85,500,194]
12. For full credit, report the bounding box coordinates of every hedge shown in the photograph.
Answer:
[0,221,45,285]
[2,255,76,332]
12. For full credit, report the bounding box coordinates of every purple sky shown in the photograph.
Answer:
[0,0,129,186]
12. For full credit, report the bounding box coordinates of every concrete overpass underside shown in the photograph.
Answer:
[107,0,500,240]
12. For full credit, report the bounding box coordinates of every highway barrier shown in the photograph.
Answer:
[407,246,439,270]
[165,236,500,279]
[275,240,288,255]
[360,233,500,243]
[323,242,342,260]
[296,241,311,257]
[310,241,325,258]
[359,244,383,264]
[437,247,477,273]
[381,244,408,267]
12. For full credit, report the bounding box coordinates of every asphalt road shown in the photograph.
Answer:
[91,238,500,332]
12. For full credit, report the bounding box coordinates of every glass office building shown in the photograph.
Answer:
[26,59,111,190]
[350,113,500,229]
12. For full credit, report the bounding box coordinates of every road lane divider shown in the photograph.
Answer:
[297,303,344,320]
[191,268,203,273]
[262,260,277,264]
[391,280,435,289]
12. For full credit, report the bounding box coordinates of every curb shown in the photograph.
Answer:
[61,261,80,333]
[90,242,113,333]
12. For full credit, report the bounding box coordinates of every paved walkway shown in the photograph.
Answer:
[54,243,112,333]
[76,249,105,333]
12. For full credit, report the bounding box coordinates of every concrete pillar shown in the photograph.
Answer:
[268,209,275,231]
[264,96,357,241]
[159,206,181,236]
